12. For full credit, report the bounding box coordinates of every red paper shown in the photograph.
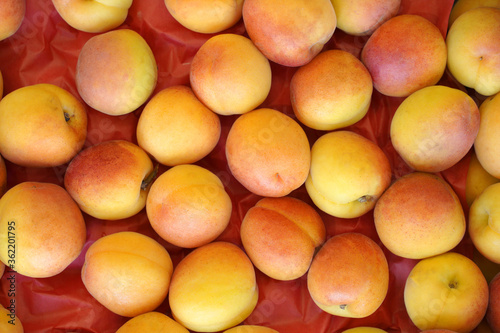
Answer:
[0,0,480,332]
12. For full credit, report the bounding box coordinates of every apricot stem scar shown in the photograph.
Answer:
[141,163,159,191]
[339,304,347,310]
[358,195,372,203]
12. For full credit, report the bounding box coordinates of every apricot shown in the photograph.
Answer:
[290,49,373,131]
[331,0,401,36]
[390,85,480,173]
[76,29,157,116]
[0,182,86,278]
[448,0,500,27]
[0,84,87,168]
[169,241,258,332]
[64,140,155,221]
[404,252,488,332]
[466,150,499,207]
[361,14,447,97]
[81,231,173,317]
[447,7,500,96]
[190,33,271,116]
[469,182,500,264]
[374,172,466,259]
[146,164,232,249]
[115,312,188,333]
[306,130,392,218]
[240,196,326,281]
[0,305,23,332]
[225,108,311,197]
[0,0,25,41]
[474,93,500,178]
[164,0,244,33]
[342,328,388,333]
[52,0,133,33]
[224,325,279,333]
[307,232,389,318]
[136,85,221,166]
[242,0,336,67]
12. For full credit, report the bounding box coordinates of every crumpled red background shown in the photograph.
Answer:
[0,0,482,332]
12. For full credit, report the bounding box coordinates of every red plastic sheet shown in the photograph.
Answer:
[0,0,480,332]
